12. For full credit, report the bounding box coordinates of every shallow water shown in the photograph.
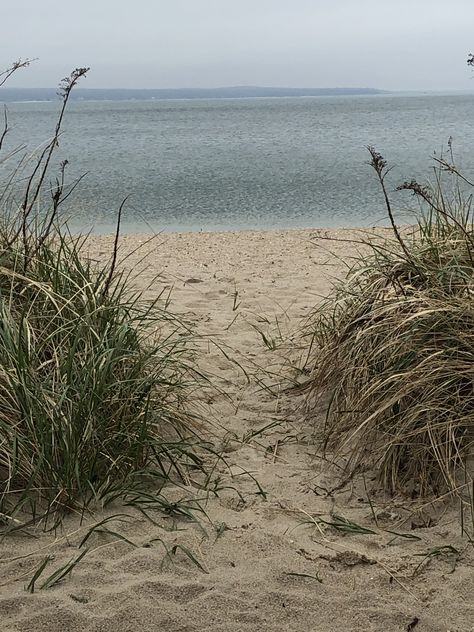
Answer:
[2,93,474,233]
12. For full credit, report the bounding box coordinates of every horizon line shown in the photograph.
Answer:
[2,85,385,90]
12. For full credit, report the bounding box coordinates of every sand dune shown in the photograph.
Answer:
[1,229,472,632]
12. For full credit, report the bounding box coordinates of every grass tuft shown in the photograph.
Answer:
[303,150,474,495]
[0,62,209,532]
[0,222,208,531]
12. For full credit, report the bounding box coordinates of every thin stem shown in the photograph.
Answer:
[102,196,130,298]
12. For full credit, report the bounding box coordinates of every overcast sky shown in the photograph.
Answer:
[3,0,474,90]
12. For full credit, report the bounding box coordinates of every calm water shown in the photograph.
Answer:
[2,94,474,233]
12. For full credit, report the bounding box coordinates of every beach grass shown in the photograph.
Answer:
[0,222,209,531]
[0,63,209,532]
[303,147,474,495]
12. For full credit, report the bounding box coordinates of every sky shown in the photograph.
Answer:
[3,0,474,91]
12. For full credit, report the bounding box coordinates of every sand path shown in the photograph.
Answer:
[1,229,472,632]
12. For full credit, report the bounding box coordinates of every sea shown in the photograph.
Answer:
[2,93,474,233]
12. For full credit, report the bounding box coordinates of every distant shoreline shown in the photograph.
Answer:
[0,86,387,103]
[2,88,474,104]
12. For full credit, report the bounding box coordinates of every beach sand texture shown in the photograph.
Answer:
[1,229,473,632]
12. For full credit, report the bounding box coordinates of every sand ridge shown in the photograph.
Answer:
[1,228,472,632]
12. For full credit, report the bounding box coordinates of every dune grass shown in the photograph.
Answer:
[304,148,474,495]
[0,225,208,529]
[0,63,209,532]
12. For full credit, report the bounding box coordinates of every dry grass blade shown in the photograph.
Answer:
[284,571,322,583]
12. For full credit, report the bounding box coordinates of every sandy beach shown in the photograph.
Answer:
[1,228,472,632]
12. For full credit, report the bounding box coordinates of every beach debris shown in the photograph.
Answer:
[410,512,436,530]
[321,550,375,568]
[184,277,204,284]
[406,616,420,631]
[284,571,322,583]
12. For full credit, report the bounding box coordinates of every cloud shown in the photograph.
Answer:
[3,0,474,90]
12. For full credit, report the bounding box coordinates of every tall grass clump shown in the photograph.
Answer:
[304,146,474,495]
[0,62,207,531]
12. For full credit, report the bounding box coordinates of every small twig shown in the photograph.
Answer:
[6,67,89,259]
[432,156,474,189]
[272,439,280,463]
[0,105,9,152]
[0,58,35,88]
